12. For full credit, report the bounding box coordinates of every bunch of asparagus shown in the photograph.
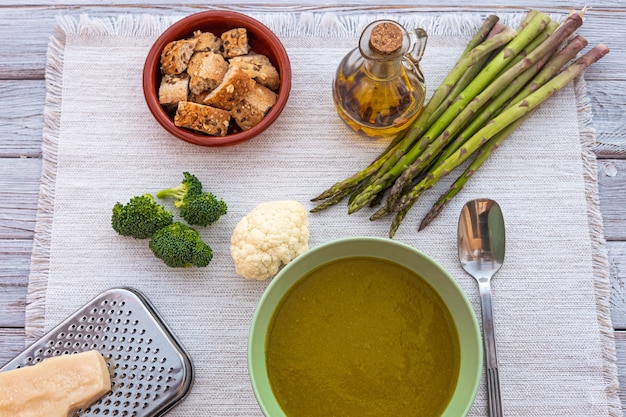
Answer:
[311,9,609,238]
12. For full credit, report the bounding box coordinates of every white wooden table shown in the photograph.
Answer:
[1,0,625,412]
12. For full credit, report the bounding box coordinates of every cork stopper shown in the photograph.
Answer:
[369,22,403,55]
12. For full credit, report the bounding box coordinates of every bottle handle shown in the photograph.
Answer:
[407,28,428,83]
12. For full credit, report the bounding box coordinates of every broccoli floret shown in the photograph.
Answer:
[156,172,203,208]
[179,192,228,226]
[111,194,173,239]
[149,222,213,268]
[156,172,227,226]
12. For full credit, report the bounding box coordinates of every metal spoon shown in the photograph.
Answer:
[458,198,505,417]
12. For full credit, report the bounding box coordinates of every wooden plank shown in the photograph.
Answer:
[0,78,623,159]
[0,4,623,80]
[598,160,626,241]
[588,80,626,152]
[0,328,25,366]
[0,164,622,327]
[0,239,30,328]
[610,242,626,329]
[0,159,624,244]
[0,79,623,159]
[5,0,626,8]
[0,64,622,160]
[1,243,625,327]
[0,158,41,240]
[0,80,45,158]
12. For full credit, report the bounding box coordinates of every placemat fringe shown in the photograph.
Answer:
[24,23,67,343]
[45,11,582,47]
[575,74,622,417]
[45,9,587,43]
[45,11,543,40]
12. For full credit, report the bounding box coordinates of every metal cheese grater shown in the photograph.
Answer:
[1,287,193,417]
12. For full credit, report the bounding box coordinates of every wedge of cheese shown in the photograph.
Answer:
[0,350,111,417]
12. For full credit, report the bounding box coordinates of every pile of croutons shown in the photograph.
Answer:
[159,28,280,136]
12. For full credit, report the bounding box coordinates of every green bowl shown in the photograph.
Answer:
[248,237,482,416]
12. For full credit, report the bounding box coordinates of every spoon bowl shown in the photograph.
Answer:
[458,198,505,417]
[458,199,505,280]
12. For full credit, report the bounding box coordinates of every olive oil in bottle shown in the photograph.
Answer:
[333,20,427,138]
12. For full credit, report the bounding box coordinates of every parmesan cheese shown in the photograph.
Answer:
[0,350,111,417]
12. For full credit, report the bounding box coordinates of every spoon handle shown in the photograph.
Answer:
[479,280,503,417]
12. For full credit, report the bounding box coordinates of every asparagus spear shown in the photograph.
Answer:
[433,26,518,98]
[464,15,503,55]
[310,185,357,212]
[388,43,610,237]
[499,19,559,74]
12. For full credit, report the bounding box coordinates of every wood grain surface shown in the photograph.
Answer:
[0,0,625,410]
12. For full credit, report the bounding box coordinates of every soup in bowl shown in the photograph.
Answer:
[248,237,481,416]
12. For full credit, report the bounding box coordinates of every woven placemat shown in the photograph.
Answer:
[27,11,620,416]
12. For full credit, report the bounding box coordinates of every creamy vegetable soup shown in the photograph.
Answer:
[266,256,460,417]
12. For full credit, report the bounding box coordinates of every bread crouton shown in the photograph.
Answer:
[160,38,199,75]
[221,28,250,58]
[203,66,255,110]
[192,30,223,54]
[187,51,229,95]
[158,73,190,110]
[229,54,280,91]
[231,83,277,130]
[174,101,231,136]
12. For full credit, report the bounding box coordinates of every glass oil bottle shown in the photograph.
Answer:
[333,20,428,138]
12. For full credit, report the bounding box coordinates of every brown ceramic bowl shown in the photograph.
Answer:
[143,11,292,146]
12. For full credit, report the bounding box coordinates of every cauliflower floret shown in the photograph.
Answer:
[230,200,310,280]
